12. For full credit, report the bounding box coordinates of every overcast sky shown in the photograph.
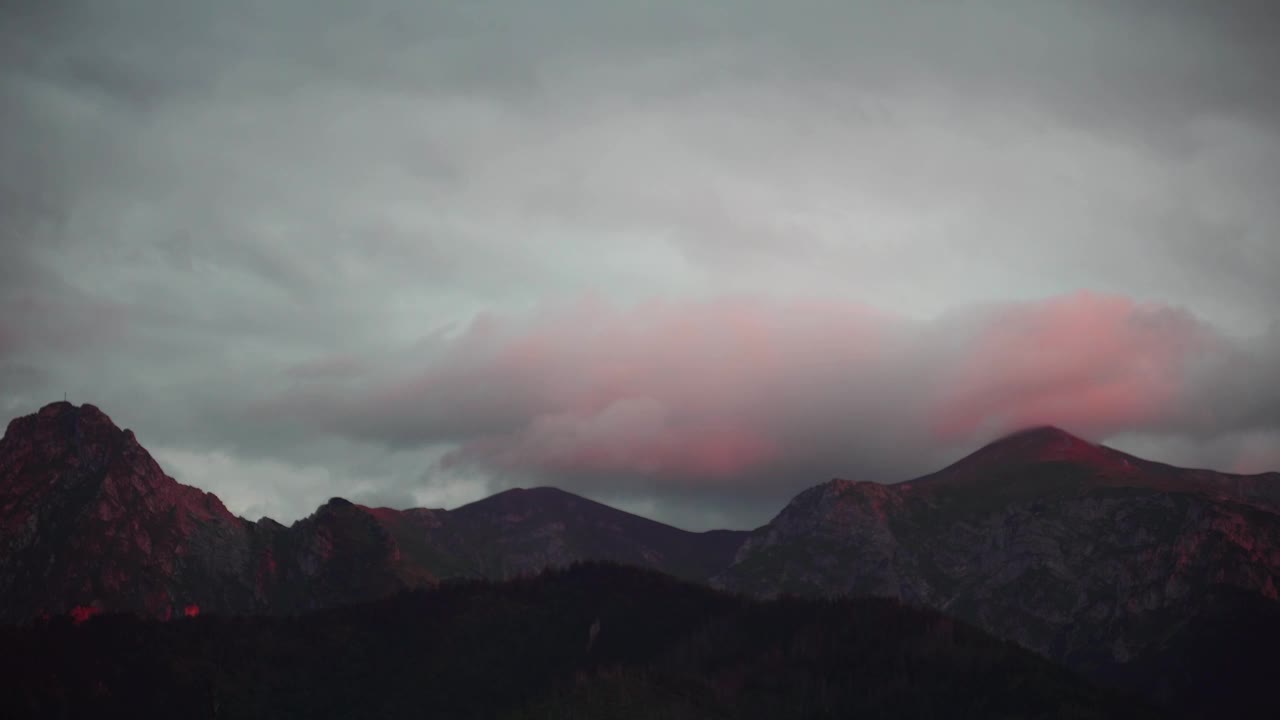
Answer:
[2,0,1278,530]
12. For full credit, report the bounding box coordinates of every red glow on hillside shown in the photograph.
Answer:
[255,551,278,596]
[183,604,200,618]
[365,506,406,522]
[69,605,101,624]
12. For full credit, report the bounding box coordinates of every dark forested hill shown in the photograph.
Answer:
[0,563,1165,720]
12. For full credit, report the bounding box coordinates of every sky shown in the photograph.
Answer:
[2,0,1279,530]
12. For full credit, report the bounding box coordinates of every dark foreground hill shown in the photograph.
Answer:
[0,563,1164,720]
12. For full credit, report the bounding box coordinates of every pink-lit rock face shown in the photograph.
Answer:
[68,605,101,624]
[0,402,255,622]
[0,402,748,622]
[0,402,437,621]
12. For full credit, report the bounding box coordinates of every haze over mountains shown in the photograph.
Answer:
[2,400,1278,716]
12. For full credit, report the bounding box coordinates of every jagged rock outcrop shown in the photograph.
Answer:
[0,402,252,621]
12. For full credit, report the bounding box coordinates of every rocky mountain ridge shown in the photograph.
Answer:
[713,426,1280,706]
[2,401,1278,713]
[0,402,744,622]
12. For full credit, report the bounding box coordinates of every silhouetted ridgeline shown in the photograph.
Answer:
[4,403,1278,717]
[0,564,1165,720]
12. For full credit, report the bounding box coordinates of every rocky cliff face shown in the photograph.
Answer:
[0,402,748,622]
[713,428,1280,684]
[0,402,253,622]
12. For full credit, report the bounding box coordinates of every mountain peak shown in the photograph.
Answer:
[1002,424,1077,439]
[979,425,1097,459]
[494,486,576,499]
[905,424,1135,491]
[5,401,114,442]
[457,486,584,513]
[0,401,244,622]
[34,400,111,423]
[2,401,135,469]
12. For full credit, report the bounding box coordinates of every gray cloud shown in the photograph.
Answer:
[259,293,1280,525]
[1,0,1277,529]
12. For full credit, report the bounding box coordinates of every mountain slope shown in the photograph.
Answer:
[0,402,748,621]
[441,486,744,581]
[714,427,1280,716]
[0,402,253,621]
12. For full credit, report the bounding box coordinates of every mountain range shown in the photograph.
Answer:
[2,401,1278,716]
[0,402,745,621]
[714,426,1280,714]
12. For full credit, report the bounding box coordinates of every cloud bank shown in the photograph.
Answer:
[2,0,1278,527]
[265,292,1279,522]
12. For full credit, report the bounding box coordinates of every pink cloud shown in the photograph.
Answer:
[444,397,780,480]
[929,293,1220,441]
[428,296,892,480]
[273,291,1269,489]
